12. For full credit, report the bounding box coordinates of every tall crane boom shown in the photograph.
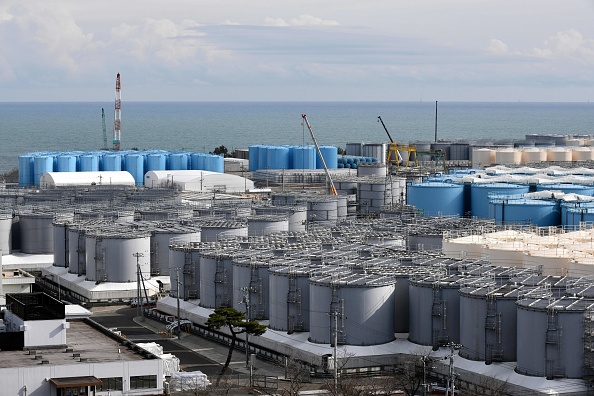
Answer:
[101,108,107,149]
[301,114,338,196]
[113,73,122,151]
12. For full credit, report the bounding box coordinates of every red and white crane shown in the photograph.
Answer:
[113,73,122,150]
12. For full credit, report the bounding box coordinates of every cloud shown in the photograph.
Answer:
[264,15,339,27]
[486,39,509,55]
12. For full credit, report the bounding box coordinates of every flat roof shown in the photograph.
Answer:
[0,320,148,369]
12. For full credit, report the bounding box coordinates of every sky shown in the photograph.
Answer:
[1,0,594,102]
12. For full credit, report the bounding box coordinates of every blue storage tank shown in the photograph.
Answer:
[56,154,77,172]
[258,145,269,171]
[18,155,34,186]
[190,153,205,170]
[147,153,167,171]
[267,146,290,170]
[536,183,594,196]
[79,153,99,172]
[169,152,189,170]
[34,155,54,187]
[207,154,224,173]
[125,153,145,185]
[102,154,122,171]
[407,182,465,217]
[490,198,561,227]
[317,146,338,169]
[561,203,594,228]
[248,145,261,171]
[293,146,316,169]
[470,183,530,219]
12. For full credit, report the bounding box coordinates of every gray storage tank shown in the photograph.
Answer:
[52,216,72,267]
[231,253,274,319]
[459,283,525,363]
[199,250,237,308]
[408,274,463,348]
[247,215,289,237]
[516,296,594,379]
[308,272,396,346]
[18,211,59,254]
[151,223,201,277]
[200,221,248,242]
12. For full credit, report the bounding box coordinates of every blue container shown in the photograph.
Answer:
[34,155,54,187]
[190,153,203,170]
[562,206,594,229]
[351,163,358,169]
[80,154,99,172]
[169,153,189,170]
[536,183,594,196]
[346,157,355,164]
[292,146,316,169]
[470,183,530,219]
[125,154,145,185]
[490,198,561,227]
[258,145,270,171]
[146,153,167,171]
[248,145,260,171]
[267,146,290,170]
[338,163,345,168]
[18,155,34,186]
[317,146,338,169]
[102,154,122,171]
[407,182,465,217]
[208,154,224,173]
[56,155,77,172]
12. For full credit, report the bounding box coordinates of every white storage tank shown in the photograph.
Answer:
[254,205,307,233]
[495,148,521,165]
[151,224,201,276]
[572,147,594,161]
[547,147,573,162]
[102,230,151,283]
[306,197,338,225]
[199,250,237,309]
[442,234,490,259]
[308,272,396,346]
[0,211,13,255]
[357,162,387,177]
[358,176,405,214]
[362,143,387,162]
[523,247,590,276]
[472,148,496,167]
[521,148,547,164]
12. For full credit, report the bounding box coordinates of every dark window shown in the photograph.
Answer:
[97,377,123,391]
[130,375,157,389]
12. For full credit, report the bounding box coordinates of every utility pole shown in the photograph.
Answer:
[176,268,182,339]
[434,100,438,143]
[133,252,144,319]
[240,287,254,388]
[328,308,341,393]
[445,342,461,396]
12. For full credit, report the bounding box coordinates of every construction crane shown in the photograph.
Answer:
[101,108,107,149]
[113,73,122,151]
[301,114,338,196]
[377,116,417,170]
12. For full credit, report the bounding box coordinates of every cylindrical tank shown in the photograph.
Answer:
[102,231,151,282]
[362,143,387,162]
[0,212,13,255]
[471,148,496,167]
[523,247,586,276]
[52,219,71,266]
[357,162,387,177]
[102,154,122,171]
[151,226,201,277]
[56,154,77,172]
[316,146,338,169]
[190,153,205,171]
[200,221,248,242]
[495,148,521,165]
[248,145,261,171]
[489,198,560,227]
[254,205,307,233]
[407,182,464,217]
[199,250,236,309]
[521,148,547,164]
[572,147,594,161]
[306,198,338,224]
[308,273,395,346]
[79,154,100,172]
[470,183,530,219]
[34,155,54,187]
[459,284,522,363]
[231,255,272,319]
[547,148,573,162]
[335,179,358,195]
[18,211,56,254]
[292,146,316,169]
[536,183,594,196]
[516,297,594,379]
[408,275,462,348]
[19,155,35,186]
[146,153,167,171]
[125,153,145,185]
[358,177,405,214]
[345,143,362,156]
[247,215,289,236]
[266,146,290,170]
[68,226,88,276]
[168,153,189,170]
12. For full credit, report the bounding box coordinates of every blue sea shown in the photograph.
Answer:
[1,101,593,174]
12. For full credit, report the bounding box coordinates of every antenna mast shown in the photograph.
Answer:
[113,73,122,150]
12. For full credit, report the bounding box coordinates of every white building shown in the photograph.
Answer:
[0,293,164,396]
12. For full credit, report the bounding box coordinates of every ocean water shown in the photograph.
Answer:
[0,101,593,174]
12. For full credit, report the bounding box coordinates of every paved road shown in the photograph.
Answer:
[91,306,224,376]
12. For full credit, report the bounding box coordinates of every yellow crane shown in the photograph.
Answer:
[301,114,338,196]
